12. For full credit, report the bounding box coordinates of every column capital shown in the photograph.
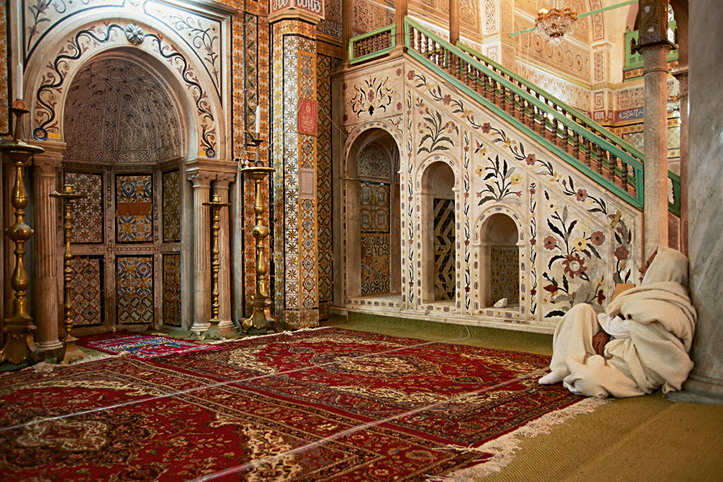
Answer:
[213,172,237,189]
[186,158,238,188]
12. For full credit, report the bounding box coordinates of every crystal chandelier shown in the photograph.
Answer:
[536,0,578,44]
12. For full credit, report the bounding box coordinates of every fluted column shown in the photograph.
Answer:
[213,174,235,334]
[674,69,688,255]
[3,157,15,322]
[188,171,213,334]
[32,145,64,352]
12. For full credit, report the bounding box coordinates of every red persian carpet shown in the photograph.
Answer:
[0,328,583,481]
[76,332,224,359]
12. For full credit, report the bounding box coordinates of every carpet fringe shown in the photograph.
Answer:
[430,396,608,481]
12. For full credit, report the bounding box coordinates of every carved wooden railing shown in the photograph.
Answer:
[349,25,396,65]
[399,17,681,215]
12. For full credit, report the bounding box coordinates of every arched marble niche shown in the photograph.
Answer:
[420,161,456,303]
[344,128,401,299]
[479,213,520,308]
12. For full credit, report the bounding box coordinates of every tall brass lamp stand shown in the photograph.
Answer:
[241,134,276,335]
[0,101,43,365]
[50,185,86,364]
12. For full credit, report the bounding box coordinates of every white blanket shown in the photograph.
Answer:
[549,247,697,398]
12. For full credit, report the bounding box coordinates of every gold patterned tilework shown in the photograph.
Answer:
[0,3,8,135]
[64,172,104,244]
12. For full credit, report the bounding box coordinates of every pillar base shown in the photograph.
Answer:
[0,314,38,365]
[59,335,86,364]
[665,373,723,405]
[242,297,276,335]
[190,320,211,336]
[218,320,238,338]
[200,318,225,340]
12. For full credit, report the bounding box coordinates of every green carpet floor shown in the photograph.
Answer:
[324,312,723,482]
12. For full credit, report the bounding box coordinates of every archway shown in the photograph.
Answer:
[62,53,188,333]
[421,161,456,303]
[344,128,401,300]
[479,213,520,308]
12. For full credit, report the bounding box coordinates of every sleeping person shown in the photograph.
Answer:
[539,246,697,398]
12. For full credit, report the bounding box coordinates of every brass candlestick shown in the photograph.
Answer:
[0,101,43,365]
[201,194,230,340]
[49,185,86,364]
[241,134,276,335]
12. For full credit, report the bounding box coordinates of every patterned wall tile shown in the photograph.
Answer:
[116,255,154,325]
[64,172,104,244]
[490,246,519,303]
[116,174,153,243]
[0,2,8,135]
[68,255,104,327]
[360,182,391,295]
[162,254,182,326]
[316,54,337,315]
[434,198,455,301]
[162,170,181,242]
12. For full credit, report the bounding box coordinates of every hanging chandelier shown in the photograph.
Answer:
[535,0,578,44]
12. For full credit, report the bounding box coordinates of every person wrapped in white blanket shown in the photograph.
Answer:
[539,246,697,398]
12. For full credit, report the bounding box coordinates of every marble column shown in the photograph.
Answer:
[188,171,213,334]
[673,69,688,255]
[32,145,64,353]
[636,0,672,258]
[213,174,236,335]
[449,0,459,45]
[668,0,723,403]
[394,0,407,52]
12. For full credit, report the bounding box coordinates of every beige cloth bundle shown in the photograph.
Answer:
[549,247,697,398]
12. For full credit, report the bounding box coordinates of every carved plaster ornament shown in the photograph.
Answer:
[125,24,145,45]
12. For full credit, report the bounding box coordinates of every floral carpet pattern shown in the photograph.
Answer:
[0,328,581,481]
[76,332,224,359]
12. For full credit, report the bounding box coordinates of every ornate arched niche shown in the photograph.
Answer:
[64,54,187,164]
[343,127,401,300]
[61,52,188,331]
[479,213,520,309]
[420,161,456,304]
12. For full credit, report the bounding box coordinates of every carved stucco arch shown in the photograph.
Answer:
[343,119,404,178]
[23,15,226,160]
[472,204,525,246]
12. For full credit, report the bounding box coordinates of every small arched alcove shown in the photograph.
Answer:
[421,161,456,303]
[479,213,520,309]
[344,128,401,300]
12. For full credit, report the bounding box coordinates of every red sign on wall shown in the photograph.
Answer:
[298,99,318,136]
